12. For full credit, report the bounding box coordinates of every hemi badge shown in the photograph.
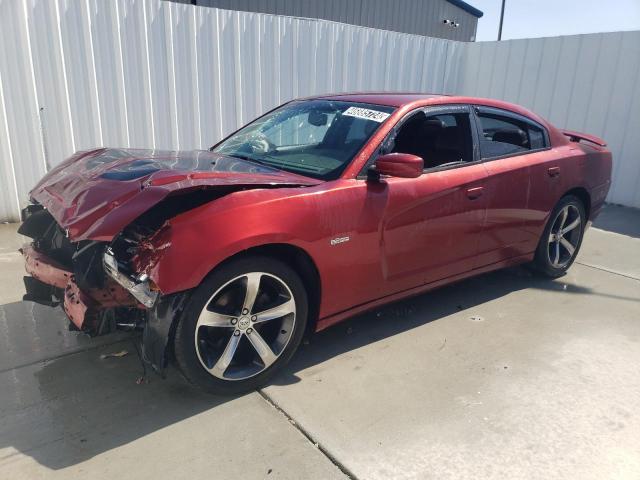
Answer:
[330,236,350,246]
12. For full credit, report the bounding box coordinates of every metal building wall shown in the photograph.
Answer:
[454,31,640,208]
[0,0,458,222]
[189,0,479,42]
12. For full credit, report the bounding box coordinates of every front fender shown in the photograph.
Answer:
[136,190,323,374]
[137,189,322,295]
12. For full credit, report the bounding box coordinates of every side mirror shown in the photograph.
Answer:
[372,153,424,179]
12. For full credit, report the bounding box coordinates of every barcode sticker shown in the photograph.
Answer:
[343,107,390,123]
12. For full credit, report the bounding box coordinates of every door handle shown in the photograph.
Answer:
[466,186,484,200]
[548,166,560,177]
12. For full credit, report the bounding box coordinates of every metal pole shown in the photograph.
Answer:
[498,0,506,40]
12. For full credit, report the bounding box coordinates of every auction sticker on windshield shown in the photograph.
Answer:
[343,106,390,123]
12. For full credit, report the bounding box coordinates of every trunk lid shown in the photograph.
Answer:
[30,148,321,241]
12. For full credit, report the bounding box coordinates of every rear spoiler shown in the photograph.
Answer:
[561,129,607,147]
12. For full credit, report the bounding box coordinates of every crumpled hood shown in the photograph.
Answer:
[30,148,321,241]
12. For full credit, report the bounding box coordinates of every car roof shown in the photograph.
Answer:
[309,92,548,123]
[303,92,564,145]
[310,92,448,107]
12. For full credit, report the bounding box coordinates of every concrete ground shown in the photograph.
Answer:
[0,204,638,480]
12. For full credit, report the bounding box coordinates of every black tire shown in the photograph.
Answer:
[531,195,586,278]
[174,256,308,395]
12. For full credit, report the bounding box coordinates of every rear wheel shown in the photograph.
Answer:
[531,195,586,277]
[174,256,308,394]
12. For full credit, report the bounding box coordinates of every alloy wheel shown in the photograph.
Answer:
[547,204,582,268]
[194,272,296,381]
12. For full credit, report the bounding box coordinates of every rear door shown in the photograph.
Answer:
[472,106,552,266]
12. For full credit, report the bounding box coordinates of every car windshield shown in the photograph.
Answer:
[213,100,395,180]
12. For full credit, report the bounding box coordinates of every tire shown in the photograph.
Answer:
[173,256,308,395]
[531,195,586,278]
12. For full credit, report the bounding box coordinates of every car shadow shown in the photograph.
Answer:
[272,264,639,386]
[0,264,636,470]
[592,204,640,239]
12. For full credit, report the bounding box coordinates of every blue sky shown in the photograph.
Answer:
[472,0,640,41]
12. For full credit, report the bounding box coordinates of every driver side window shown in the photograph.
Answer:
[389,110,474,169]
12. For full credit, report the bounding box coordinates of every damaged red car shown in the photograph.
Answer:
[20,93,611,393]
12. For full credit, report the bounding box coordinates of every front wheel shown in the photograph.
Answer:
[531,195,586,278]
[173,256,308,394]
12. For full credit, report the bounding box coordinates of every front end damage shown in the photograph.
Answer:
[19,203,180,373]
[20,206,145,333]
[19,147,322,375]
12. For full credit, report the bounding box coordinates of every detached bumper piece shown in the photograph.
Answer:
[23,276,59,307]
[21,245,140,332]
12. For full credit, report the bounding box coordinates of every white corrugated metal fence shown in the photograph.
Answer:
[0,0,638,222]
[455,32,640,209]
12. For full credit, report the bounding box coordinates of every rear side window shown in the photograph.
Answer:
[476,111,548,159]
[528,126,546,149]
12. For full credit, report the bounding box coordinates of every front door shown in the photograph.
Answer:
[375,106,489,294]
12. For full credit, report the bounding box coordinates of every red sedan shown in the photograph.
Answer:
[19,93,611,393]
